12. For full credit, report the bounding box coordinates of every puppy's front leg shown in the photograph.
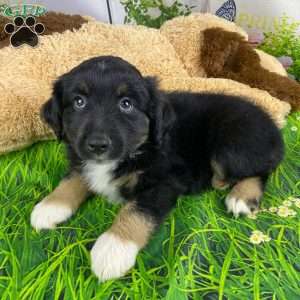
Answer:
[31,173,89,230]
[91,182,180,281]
[90,202,155,281]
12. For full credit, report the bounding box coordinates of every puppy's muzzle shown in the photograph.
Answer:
[86,134,111,156]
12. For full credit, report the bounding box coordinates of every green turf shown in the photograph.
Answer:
[0,112,299,300]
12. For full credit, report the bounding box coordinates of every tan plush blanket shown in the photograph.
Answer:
[0,13,293,155]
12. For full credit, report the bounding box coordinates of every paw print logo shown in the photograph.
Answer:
[4,16,45,48]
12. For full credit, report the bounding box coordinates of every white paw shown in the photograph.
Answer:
[91,232,139,282]
[31,199,73,230]
[225,196,251,217]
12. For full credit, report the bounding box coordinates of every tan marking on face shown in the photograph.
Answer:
[78,81,89,95]
[109,202,155,248]
[42,172,89,210]
[230,177,263,203]
[116,83,128,96]
[136,132,149,148]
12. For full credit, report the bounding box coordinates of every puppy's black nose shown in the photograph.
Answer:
[87,136,111,155]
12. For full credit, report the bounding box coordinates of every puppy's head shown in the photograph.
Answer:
[42,56,174,163]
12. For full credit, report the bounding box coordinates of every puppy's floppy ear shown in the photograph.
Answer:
[144,77,175,146]
[41,79,64,140]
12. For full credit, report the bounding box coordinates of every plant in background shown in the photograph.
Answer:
[259,16,300,81]
[121,0,193,28]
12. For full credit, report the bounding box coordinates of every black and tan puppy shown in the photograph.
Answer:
[31,56,284,281]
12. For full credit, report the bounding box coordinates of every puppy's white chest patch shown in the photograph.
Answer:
[82,161,122,203]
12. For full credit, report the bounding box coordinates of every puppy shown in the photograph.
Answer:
[31,56,284,281]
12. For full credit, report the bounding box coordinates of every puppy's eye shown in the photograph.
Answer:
[119,97,133,112]
[74,96,86,109]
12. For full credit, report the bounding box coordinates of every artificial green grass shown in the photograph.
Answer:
[0,112,299,300]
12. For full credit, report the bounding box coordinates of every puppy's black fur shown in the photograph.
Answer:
[42,56,284,224]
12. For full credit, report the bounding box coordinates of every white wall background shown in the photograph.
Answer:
[4,1,300,32]
[5,0,126,23]
[210,0,300,33]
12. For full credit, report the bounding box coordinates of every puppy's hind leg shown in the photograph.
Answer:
[225,176,266,217]
[31,173,89,230]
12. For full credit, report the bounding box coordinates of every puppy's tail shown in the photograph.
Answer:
[201,27,300,111]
